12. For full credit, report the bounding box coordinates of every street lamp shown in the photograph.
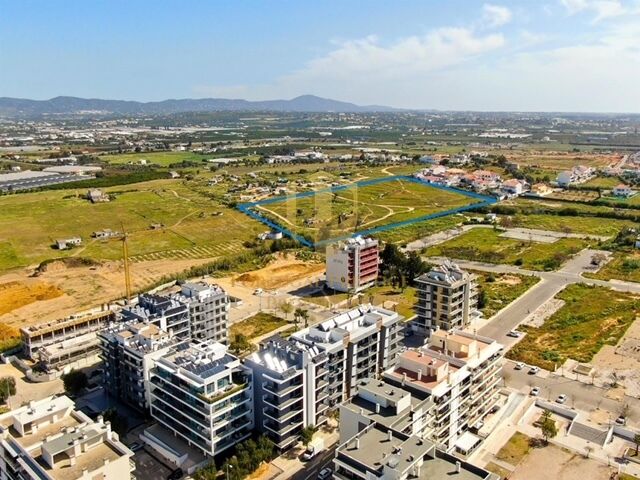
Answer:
[226,464,233,479]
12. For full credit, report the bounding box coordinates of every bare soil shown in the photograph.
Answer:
[510,444,612,480]
[234,258,325,290]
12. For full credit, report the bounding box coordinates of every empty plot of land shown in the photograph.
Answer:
[509,444,612,480]
[255,177,482,242]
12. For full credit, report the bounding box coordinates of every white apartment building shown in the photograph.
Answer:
[0,396,134,480]
[147,341,254,458]
[98,322,185,412]
[246,305,403,449]
[121,293,190,340]
[383,330,503,452]
[172,282,230,344]
[413,261,480,335]
[245,336,329,450]
[325,236,379,293]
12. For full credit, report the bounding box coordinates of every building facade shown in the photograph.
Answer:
[172,282,229,344]
[325,236,379,293]
[0,396,134,480]
[413,261,480,335]
[121,293,190,340]
[98,322,184,412]
[148,341,254,458]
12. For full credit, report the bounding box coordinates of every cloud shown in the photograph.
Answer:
[482,4,513,27]
[559,0,631,22]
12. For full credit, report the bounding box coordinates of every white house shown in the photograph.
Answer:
[613,184,634,198]
[501,178,527,195]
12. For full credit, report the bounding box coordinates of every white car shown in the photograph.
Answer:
[317,468,332,480]
[507,330,522,338]
[528,366,540,375]
[530,387,540,396]
[514,362,525,370]
[556,394,567,404]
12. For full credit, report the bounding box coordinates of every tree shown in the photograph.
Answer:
[477,288,487,309]
[0,377,16,404]
[540,410,558,445]
[279,301,293,320]
[293,308,309,329]
[299,309,310,328]
[230,334,251,354]
[103,407,128,437]
[634,433,640,456]
[62,370,88,396]
[193,462,217,480]
[300,425,317,446]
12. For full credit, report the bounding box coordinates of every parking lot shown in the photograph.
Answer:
[133,448,173,480]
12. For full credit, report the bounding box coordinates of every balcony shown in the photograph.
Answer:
[263,381,303,397]
[264,394,303,411]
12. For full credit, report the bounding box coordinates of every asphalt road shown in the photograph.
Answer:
[291,445,337,480]
[505,359,640,426]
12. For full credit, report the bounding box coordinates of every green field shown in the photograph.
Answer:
[511,214,634,237]
[257,178,480,243]
[0,179,264,271]
[508,284,640,370]
[424,228,588,271]
[584,250,640,283]
[475,271,540,318]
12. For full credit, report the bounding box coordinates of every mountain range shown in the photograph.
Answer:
[0,95,399,117]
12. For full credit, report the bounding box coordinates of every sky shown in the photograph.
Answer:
[1,0,639,112]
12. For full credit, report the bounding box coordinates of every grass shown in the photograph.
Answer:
[229,312,288,341]
[584,250,640,283]
[424,228,588,271]
[483,462,511,479]
[508,284,640,370]
[375,215,462,246]
[582,177,622,189]
[256,178,481,243]
[0,179,264,271]
[511,214,634,237]
[475,271,540,318]
[495,432,532,465]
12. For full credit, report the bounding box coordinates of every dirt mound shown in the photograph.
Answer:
[235,260,324,290]
[0,281,64,316]
[33,257,101,275]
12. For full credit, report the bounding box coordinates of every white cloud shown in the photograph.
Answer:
[482,4,513,27]
[560,0,631,22]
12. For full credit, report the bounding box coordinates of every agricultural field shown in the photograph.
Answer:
[546,189,599,202]
[474,271,540,318]
[505,152,617,170]
[0,178,264,271]
[582,176,622,189]
[584,250,640,283]
[254,177,484,244]
[508,284,640,370]
[424,228,588,271]
[99,151,217,166]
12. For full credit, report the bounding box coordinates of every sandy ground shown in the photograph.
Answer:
[510,444,612,480]
[0,280,63,316]
[593,320,640,398]
[233,257,325,290]
[0,363,63,408]
[0,256,223,328]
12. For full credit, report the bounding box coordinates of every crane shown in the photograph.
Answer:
[120,222,132,303]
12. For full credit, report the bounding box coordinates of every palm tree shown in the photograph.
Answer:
[294,307,306,329]
[279,301,293,320]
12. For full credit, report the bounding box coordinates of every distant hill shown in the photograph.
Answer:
[0,94,399,117]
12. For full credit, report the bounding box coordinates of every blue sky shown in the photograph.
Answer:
[1,0,639,111]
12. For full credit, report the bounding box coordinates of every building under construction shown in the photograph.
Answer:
[20,309,116,371]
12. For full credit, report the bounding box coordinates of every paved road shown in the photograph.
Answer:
[430,250,640,347]
[291,445,337,480]
[505,359,640,426]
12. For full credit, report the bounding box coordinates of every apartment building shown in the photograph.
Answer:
[121,293,190,340]
[333,423,494,480]
[98,322,184,412]
[245,336,329,450]
[21,309,116,372]
[172,282,229,344]
[0,396,134,480]
[325,236,379,293]
[290,304,403,403]
[147,341,254,458]
[245,305,402,450]
[413,261,480,335]
[383,330,503,451]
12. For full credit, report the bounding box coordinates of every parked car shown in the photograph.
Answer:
[507,330,522,338]
[530,387,540,396]
[556,394,567,404]
[528,366,540,375]
[253,288,263,295]
[616,416,626,425]
[514,362,525,370]
[318,468,333,480]
[129,442,143,452]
